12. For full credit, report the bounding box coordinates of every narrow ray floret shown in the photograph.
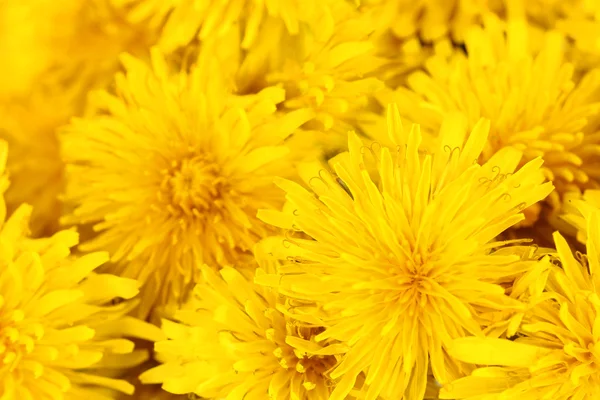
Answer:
[255,105,554,399]
[0,140,163,399]
[140,239,349,400]
[60,47,314,317]
[441,203,600,399]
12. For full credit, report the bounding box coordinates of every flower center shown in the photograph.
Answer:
[159,154,226,217]
[273,324,337,391]
[0,309,40,372]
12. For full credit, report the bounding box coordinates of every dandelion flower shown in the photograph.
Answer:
[140,239,346,400]
[440,205,600,399]
[0,90,72,237]
[0,140,163,399]
[261,1,385,135]
[384,14,600,224]
[60,48,314,317]
[255,105,553,399]
[218,1,386,159]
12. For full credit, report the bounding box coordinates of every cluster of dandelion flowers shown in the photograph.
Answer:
[60,48,315,318]
[0,141,163,399]
[383,14,600,225]
[441,203,600,399]
[254,105,554,399]
[141,239,346,400]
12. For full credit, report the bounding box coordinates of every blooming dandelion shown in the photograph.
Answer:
[441,204,600,399]
[263,2,385,135]
[60,48,314,317]
[0,140,163,399]
[255,105,553,399]
[383,14,600,225]
[140,239,348,400]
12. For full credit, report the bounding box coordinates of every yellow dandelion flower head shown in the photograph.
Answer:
[51,0,156,91]
[263,2,385,135]
[60,48,314,316]
[0,141,163,399]
[1,0,153,98]
[441,205,600,399]
[112,0,332,53]
[383,14,600,220]
[141,239,346,400]
[254,105,553,399]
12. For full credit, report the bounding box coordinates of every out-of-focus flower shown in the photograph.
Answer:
[0,90,72,237]
[382,14,600,226]
[0,0,155,236]
[255,106,553,399]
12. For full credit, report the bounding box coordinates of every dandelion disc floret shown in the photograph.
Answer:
[60,48,313,317]
[0,141,161,399]
[140,240,346,400]
[441,205,600,399]
[255,105,554,399]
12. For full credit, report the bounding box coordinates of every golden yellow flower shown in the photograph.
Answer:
[140,239,347,400]
[261,1,385,135]
[0,140,163,399]
[210,1,387,160]
[255,105,553,399]
[383,14,600,223]
[1,0,153,96]
[60,48,314,318]
[440,205,600,400]
[0,0,154,236]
